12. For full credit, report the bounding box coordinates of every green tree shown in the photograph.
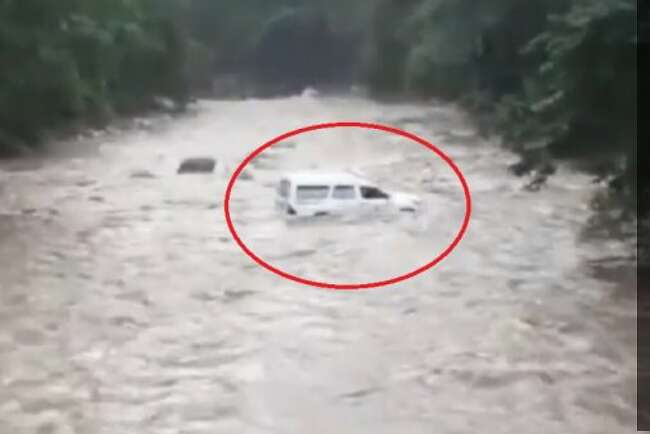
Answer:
[0,0,193,154]
[364,0,637,213]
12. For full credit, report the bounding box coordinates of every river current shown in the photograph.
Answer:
[0,94,636,433]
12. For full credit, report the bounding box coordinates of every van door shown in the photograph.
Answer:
[331,185,358,215]
[295,185,330,216]
[359,185,390,214]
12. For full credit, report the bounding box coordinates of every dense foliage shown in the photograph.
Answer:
[0,0,366,154]
[0,0,203,154]
[364,0,638,215]
[187,0,369,92]
[0,0,640,222]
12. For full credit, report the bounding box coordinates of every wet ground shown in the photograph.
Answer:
[0,94,637,433]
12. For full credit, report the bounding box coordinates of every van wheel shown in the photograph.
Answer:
[400,207,416,213]
[314,212,329,217]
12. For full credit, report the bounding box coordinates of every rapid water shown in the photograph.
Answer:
[0,94,636,433]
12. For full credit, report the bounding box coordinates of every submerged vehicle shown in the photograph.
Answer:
[275,171,421,217]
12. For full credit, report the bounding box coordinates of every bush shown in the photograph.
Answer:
[0,0,191,155]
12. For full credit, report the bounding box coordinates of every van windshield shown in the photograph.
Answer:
[296,185,329,203]
[361,186,390,199]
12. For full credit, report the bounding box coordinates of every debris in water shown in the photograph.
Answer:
[177,157,216,174]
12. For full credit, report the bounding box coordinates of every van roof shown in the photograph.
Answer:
[280,171,371,186]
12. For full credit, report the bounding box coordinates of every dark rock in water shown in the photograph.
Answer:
[275,141,296,149]
[239,170,253,181]
[177,157,216,174]
[509,160,533,177]
[524,175,547,192]
[250,160,272,170]
[130,170,156,179]
[339,387,381,400]
[538,162,556,176]
[223,289,257,302]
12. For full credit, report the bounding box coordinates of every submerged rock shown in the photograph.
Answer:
[509,160,533,177]
[239,170,254,180]
[177,157,216,174]
[524,175,547,192]
[130,170,156,179]
[275,140,296,149]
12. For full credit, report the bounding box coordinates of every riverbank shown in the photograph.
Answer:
[0,100,203,163]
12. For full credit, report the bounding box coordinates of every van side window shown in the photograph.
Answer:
[278,180,290,198]
[332,185,355,200]
[296,185,329,203]
[361,186,389,199]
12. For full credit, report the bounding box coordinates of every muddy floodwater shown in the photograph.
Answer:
[0,94,637,433]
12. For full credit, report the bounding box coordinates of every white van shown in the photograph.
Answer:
[275,171,421,217]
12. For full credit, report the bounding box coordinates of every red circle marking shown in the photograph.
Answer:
[224,122,472,290]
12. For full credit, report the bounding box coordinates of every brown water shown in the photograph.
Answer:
[0,94,636,433]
